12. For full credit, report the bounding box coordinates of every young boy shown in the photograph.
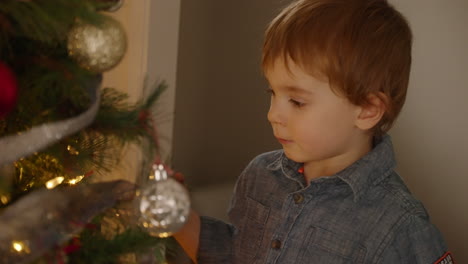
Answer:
[175,0,452,263]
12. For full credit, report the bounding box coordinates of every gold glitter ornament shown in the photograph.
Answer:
[67,16,127,72]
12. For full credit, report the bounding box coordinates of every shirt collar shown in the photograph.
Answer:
[266,151,306,187]
[337,134,396,201]
[267,134,397,201]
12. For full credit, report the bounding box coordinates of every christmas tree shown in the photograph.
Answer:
[0,0,189,263]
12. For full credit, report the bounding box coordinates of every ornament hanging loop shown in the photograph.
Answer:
[152,163,168,181]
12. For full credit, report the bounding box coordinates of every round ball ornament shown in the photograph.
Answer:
[138,163,190,238]
[67,15,127,72]
[0,62,18,118]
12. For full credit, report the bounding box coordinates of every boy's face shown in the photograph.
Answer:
[265,59,367,168]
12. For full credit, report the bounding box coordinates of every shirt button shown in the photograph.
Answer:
[293,193,304,204]
[271,239,282,249]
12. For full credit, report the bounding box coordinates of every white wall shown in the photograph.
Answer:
[101,1,151,183]
[173,0,282,187]
[147,0,181,164]
[390,0,468,260]
[100,0,181,183]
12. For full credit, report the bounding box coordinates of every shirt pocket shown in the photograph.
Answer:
[296,226,367,264]
[235,195,270,261]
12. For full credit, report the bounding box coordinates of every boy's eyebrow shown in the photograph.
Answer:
[285,85,313,95]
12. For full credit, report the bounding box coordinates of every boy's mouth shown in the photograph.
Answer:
[276,137,292,144]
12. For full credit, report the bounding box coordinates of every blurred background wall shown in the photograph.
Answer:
[390,0,468,260]
[172,0,468,261]
[172,0,281,187]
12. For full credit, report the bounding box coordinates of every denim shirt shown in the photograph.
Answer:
[198,135,449,263]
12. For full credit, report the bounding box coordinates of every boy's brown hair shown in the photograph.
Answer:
[262,0,412,135]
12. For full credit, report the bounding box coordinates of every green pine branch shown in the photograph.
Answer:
[66,215,177,264]
[0,0,103,55]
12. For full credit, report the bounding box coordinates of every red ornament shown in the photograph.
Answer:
[0,61,18,118]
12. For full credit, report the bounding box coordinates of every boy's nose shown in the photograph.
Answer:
[267,102,285,126]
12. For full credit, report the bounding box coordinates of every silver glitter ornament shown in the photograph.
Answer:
[139,163,190,238]
[67,15,127,73]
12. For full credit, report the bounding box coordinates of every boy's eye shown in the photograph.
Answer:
[289,99,305,108]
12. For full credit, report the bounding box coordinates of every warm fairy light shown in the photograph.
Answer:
[18,166,23,181]
[12,241,29,253]
[12,242,23,251]
[67,145,79,155]
[0,195,10,204]
[68,175,84,185]
[45,177,64,189]
[156,232,171,238]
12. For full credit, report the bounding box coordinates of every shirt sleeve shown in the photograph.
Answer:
[197,216,235,263]
[197,156,255,263]
[380,214,450,263]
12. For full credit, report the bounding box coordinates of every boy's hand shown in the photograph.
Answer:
[168,169,199,263]
[173,209,200,264]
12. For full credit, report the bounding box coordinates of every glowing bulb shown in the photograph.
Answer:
[13,242,23,251]
[18,166,24,181]
[67,145,80,155]
[11,241,29,253]
[45,177,64,189]
[68,175,84,185]
[0,195,10,205]
[157,232,171,238]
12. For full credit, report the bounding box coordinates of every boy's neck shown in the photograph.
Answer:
[302,136,373,183]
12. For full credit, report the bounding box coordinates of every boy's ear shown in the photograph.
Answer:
[355,92,387,131]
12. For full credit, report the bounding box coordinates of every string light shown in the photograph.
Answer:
[67,145,79,155]
[11,241,30,253]
[45,177,64,189]
[0,195,10,205]
[68,175,84,185]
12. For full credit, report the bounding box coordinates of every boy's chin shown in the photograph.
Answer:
[282,149,305,163]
